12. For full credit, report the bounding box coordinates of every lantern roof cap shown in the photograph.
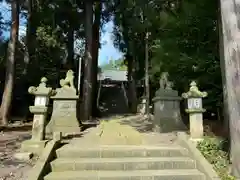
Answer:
[28,77,53,96]
[182,81,207,99]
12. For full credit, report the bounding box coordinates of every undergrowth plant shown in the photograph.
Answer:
[197,136,235,180]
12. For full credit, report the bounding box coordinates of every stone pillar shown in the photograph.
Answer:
[21,77,53,155]
[182,81,208,141]
[152,72,186,133]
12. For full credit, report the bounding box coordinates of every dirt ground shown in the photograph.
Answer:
[0,129,36,180]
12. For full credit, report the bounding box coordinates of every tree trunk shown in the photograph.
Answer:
[23,0,36,75]
[67,27,74,68]
[219,0,240,177]
[218,0,229,136]
[82,1,93,120]
[127,54,137,113]
[0,0,19,125]
[92,1,101,117]
[144,32,150,114]
[19,0,36,122]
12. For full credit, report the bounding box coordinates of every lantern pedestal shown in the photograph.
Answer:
[186,108,206,141]
[21,106,49,155]
[29,106,48,140]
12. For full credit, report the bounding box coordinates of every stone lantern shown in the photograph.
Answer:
[182,81,207,141]
[21,77,54,155]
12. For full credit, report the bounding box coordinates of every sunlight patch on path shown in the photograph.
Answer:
[97,119,143,145]
[70,115,178,146]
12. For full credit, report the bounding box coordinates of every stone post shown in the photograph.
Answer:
[182,81,208,141]
[21,77,53,155]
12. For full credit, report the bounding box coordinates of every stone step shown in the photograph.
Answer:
[46,127,81,137]
[51,157,196,171]
[44,169,205,180]
[56,145,189,158]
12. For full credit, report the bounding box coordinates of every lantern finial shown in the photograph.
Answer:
[190,81,197,87]
[182,81,207,99]
[40,77,47,83]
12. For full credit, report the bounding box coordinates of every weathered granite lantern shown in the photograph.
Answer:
[182,81,207,141]
[21,77,54,155]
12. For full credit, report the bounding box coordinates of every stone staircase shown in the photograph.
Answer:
[44,144,206,180]
[98,85,129,116]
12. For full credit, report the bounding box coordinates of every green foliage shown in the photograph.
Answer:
[112,0,222,114]
[36,26,60,48]
[0,0,113,118]
[197,137,235,180]
[18,0,86,87]
[0,0,224,118]
[101,58,127,71]
[149,0,221,111]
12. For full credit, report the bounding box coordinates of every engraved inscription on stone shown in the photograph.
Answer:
[34,96,47,106]
[188,98,202,109]
[194,98,202,108]
[194,99,199,108]
[56,101,75,118]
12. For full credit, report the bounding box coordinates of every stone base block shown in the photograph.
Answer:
[21,139,48,155]
[153,117,186,133]
[14,152,33,161]
[46,126,81,139]
[189,138,203,142]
